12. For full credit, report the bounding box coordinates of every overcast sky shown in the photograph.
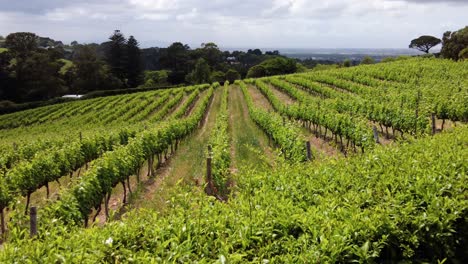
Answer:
[0,0,466,49]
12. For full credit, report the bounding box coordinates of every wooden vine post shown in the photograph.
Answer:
[1,208,5,238]
[431,113,436,135]
[414,90,422,135]
[79,132,82,142]
[305,141,312,161]
[372,125,380,144]
[30,206,37,238]
[205,146,214,196]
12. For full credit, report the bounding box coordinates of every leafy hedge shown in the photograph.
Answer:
[1,127,466,262]
[42,86,215,225]
[208,81,231,197]
[238,80,306,162]
[1,129,136,215]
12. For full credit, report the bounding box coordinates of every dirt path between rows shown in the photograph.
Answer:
[247,85,274,111]
[268,83,295,105]
[90,88,223,222]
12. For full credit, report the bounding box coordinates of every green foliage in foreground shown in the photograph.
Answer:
[208,82,231,197]
[1,127,466,263]
[42,86,214,225]
[239,80,306,162]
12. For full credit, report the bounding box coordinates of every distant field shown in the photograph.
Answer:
[0,58,466,263]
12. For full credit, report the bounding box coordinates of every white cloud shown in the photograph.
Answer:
[0,0,467,48]
[176,8,199,21]
[137,13,171,20]
[262,0,294,16]
[128,0,180,11]
[44,7,109,21]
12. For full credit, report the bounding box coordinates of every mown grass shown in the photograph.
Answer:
[228,85,272,171]
[133,87,223,212]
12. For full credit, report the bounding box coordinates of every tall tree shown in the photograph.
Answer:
[225,69,240,83]
[0,51,17,101]
[5,32,38,58]
[160,42,190,71]
[160,42,191,84]
[440,26,468,60]
[186,58,211,84]
[126,36,143,87]
[72,45,122,93]
[15,51,65,101]
[409,35,442,54]
[106,30,127,85]
[5,32,67,101]
[361,56,375,65]
[198,42,222,67]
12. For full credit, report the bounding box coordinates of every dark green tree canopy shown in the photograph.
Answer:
[198,42,222,67]
[160,42,191,84]
[16,51,66,101]
[5,32,38,57]
[0,30,305,104]
[246,65,267,78]
[106,30,127,84]
[210,71,225,83]
[126,35,143,87]
[71,45,122,94]
[409,35,441,53]
[247,57,297,78]
[265,50,280,56]
[440,26,468,60]
[186,58,211,84]
[248,49,262,56]
[360,56,375,65]
[225,69,241,83]
[246,57,297,78]
[459,47,468,60]
[141,70,170,87]
[343,59,351,67]
[160,42,190,71]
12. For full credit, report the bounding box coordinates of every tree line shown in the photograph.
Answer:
[0,31,300,104]
[1,25,465,104]
[0,31,142,103]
